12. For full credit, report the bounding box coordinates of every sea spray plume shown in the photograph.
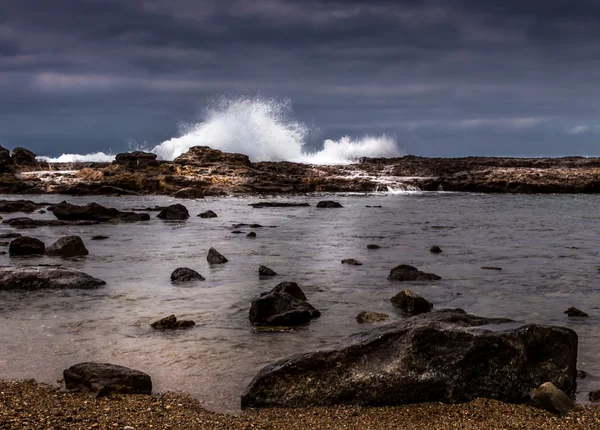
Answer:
[39,152,115,163]
[299,134,400,164]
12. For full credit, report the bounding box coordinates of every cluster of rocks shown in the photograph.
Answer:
[8,235,89,258]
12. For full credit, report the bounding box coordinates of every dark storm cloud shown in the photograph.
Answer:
[0,0,599,156]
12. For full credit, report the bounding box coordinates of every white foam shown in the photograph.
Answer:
[39,152,115,163]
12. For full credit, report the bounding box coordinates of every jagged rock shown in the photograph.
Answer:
[9,236,45,256]
[49,201,149,222]
[388,264,441,281]
[529,382,576,416]
[151,315,195,329]
[173,146,251,167]
[170,268,205,283]
[565,307,588,317]
[174,187,205,199]
[367,244,380,249]
[241,309,577,408]
[157,204,189,220]
[259,265,277,276]
[11,147,37,165]
[207,247,227,264]
[342,259,362,266]
[391,289,433,315]
[0,145,14,173]
[113,151,158,169]
[246,232,257,238]
[430,246,442,254]
[64,362,152,395]
[250,202,310,208]
[198,210,217,218]
[250,285,320,326]
[0,267,106,290]
[316,201,343,208]
[356,311,390,324]
[46,236,89,258]
[0,200,38,213]
[269,282,307,301]
[91,235,109,240]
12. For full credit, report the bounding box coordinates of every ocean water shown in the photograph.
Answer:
[0,192,599,412]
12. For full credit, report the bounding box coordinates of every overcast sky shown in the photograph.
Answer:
[1,0,599,157]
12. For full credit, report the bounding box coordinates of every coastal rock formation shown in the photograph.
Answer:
[0,199,38,213]
[113,151,158,169]
[11,147,37,165]
[170,267,205,283]
[0,145,14,173]
[342,259,362,266]
[174,187,205,199]
[565,307,588,317]
[157,203,189,220]
[316,201,343,208]
[391,290,433,315]
[207,247,228,264]
[241,309,577,408]
[151,315,195,329]
[64,362,152,395]
[198,210,217,218]
[356,311,390,324]
[49,201,150,222]
[46,236,89,258]
[259,265,277,276]
[250,284,320,326]
[173,146,251,167]
[529,382,576,416]
[0,267,106,290]
[9,236,45,256]
[388,264,441,281]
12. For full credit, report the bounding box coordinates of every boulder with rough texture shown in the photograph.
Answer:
[173,146,251,167]
[113,151,159,169]
[0,199,37,213]
[342,259,362,266]
[174,187,205,199]
[430,246,442,254]
[157,204,189,220]
[259,265,277,276]
[170,267,205,283]
[241,309,577,408]
[64,362,152,395]
[316,200,343,208]
[529,382,576,416]
[0,145,14,173]
[391,289,433,315]
[151,315,195,329]
[250,283,319,326]
[356,311,390,324]
[565,307,588,317]
[269,282,307,301]
[46,236,89,258]
[49,201,149,222]
[207,247,228,264]
[9,236,45,256]
[11,147,37,165]
[0,267,106,290]
[198,210,217,218]
[388,264,441,281]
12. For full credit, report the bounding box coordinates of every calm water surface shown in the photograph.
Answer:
[0,192,599,412]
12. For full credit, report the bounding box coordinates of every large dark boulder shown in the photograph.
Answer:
[11,147,37,165]
[113,151,158,169]
[316,201,343,208]
[0,200,38,213]
[0,145,14,173]
[170,267,205,283]
[46,236,89,258]
[64,362,152,395]
[391,289,433,315]
[0,267,106,290]
[174,187,205,199]
[157,204,189,220]
[259,265,277,276]
[9,236,45,256]
[250,283,320,327]
[49,201,149,222]
[207,247,228,264]
[241,309,577,408]
[270,282,307,301]
[388,264,441,281]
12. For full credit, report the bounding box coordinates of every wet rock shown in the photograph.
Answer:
[565,307,588,317]
[2,217,99,229]
[316,200,343,208]
[113,151,159,169]
[207,247,228,264]
[170,267,205,283]
[430,245,442,254]
[38,210,46,214]
[231,230,245,234]
[174,187,205,199]
[250,202,310,208]
[50,201,149,222]
[173,146,251,167]
[578,370,588,379]
[0,232,21,239]
[0,267,106,290]
[259,265,277,276]
[529,382,576,416]
[64,362,152,395]
[356,311,390,324]
[481,266,503,271]
[233,223,264,228]
[367,244,380,249]
[342,258,362,266]
[156,203,189,220]
[589,389,600,402]
[249,286,320,327]
[241,309,577,408]
[46,236,89,258]
[11,147,37,165]
[269,282,307,301]
[0,199,38,213]
[9,236,45,256]
[391,289,433,315]
[388,264,441,281]
[91,235,109,240]
[151,315,195,329]
[0,145,14,173]
[246,232,257,238]
[198,210,217,218]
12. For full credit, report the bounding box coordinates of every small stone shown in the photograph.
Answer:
[151,315,195,329]
[259,265,277,276]
[430,246,442,254]
[341,259,362,266]
[231,230,245,234]
[565,307,588,317]
[170,267,205,283]
[390,289,433,315]
[207,247,228,264]
[529,382,576,416]
[91,235,109,240]
[246,232,257,238]
[356,311,389,324]
[366,244,380,249]
[197,210,217,218]
[481,266,502,271]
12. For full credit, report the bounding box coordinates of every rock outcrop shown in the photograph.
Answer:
[173,146,251,167]
[49,201,149,222]
[0,145,14,173]
[342,259,362,266]
[11,147,37,165]
[113,151,159,169]
[0,199,38,213]
[198,210,217,218]
[316,201,343,208]
[259,265,277,276]
[250,283,320,326]
[9,236,45,256]
[241,309,577,408]
[0,267,106,290]
[170,268,205,283]
[157,204,189,220]
[430,246,442,254]
[174,187,205,199]
[151,315,195,329]
[207,247,228,264]
[64,362,152,395]
[565,307,588,317]
[46,236,89,258]
[390,289,433,315]
[388,264,441,281]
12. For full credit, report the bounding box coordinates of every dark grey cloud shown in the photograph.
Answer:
[0,0,599,157]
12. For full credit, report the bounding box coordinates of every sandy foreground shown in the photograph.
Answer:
[1,380,599,430]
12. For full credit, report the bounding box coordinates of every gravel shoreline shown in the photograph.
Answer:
[1,380,600,429]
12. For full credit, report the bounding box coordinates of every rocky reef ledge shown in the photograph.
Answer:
[2,144,600,195]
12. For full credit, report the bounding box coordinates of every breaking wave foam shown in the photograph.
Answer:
[39,152,115,163]
[41,96,402,164]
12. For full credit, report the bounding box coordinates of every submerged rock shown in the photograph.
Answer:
[50,201,149,222]
[250,202,310,208]
[250,283,319,326]
[390,289,433,315]
[259,265,277,276]
[64,362,152,395]
[367,244,380,249]
[46,236,89,258]
[207,247,228,264]
[316,200,343,208]
[481,266,502,271]
[0,267,106,290]
[0,199,38,213]
[342,258,362,266]
[91,235,109,240]
[241,309,577,408]
[170,267,205,283]
[9,236,45,256]
[356,311,390,324]
[565,307,588,317]
[388,264,441,281]
[430,245,442,254]
[198,210,217,218]
[529,382,576,416]
[174,187,205,199]
[246,232,257,238]
[2,217,97,229]
[156,203,189,220]
[151,315,195,329]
